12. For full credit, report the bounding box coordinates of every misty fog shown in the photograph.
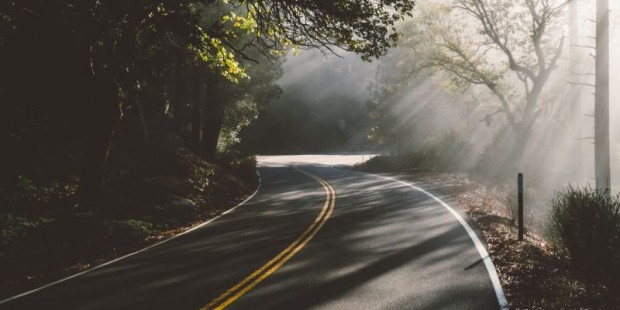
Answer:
[243,0,620,228]
[243,50,378,154]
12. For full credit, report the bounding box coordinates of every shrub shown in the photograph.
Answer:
[106,219,154,244]
[546,186,620,279]
[0,213,53,247]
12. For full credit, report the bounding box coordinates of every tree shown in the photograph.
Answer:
[0,0,219,209]
[568,0,584,179]
[397,0,567,168]
[0,0,416,210]
[594,0,610,190]
[238,0,414,60]
[214,55,283,157]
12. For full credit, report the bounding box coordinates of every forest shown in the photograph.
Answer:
[0,0,414,297]
[245,0,620,306]
[1,0,620,308]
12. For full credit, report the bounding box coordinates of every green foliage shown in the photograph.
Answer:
[16,175,36,192]
[0,213,53,247]
[221,153,257,176]
[1,0,415,160]
[218,98,259,152]
[367,0,567,173]
[546,186,620,279]
[238,0,415,61]
[0,176,78,210]
[215,43,283,154]
[0,0,416,217]
[241,51,375,154]
[106,219,154,244]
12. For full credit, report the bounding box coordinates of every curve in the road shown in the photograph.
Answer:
[0,159,508,310]
[346,169,508,310]
[202,166,336,310]
[0,172,264,306]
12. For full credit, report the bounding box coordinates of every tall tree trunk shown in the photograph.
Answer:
[132,92,150,147]
[595,0,610,190]
[191,69,203,148]
[503,119,535,174]
[569,0,584,179]
[202,77,226,161]
[173,55,188,136]
[500,91,540,173]
[76,77,122,210]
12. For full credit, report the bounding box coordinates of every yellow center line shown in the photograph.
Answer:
[200,166,336,310]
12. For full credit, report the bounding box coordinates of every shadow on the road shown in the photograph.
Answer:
[2,167,331,309]
[233,167,498,310]
[2,165,498,310]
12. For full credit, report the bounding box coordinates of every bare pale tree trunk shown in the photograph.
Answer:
[569,0,585,179]
[595,0,610,190]
[569,0,579,136]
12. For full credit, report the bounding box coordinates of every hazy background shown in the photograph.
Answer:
[243,0,620,199]
[242,50,378,154]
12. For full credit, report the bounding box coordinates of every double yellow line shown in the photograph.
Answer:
[201,166,336,310]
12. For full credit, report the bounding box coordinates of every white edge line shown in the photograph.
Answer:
[0,170,263,305]
[335,168,508,310]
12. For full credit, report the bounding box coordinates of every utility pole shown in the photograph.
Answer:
[595,0,610,191]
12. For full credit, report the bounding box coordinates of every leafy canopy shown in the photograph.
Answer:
[1,0,414,83]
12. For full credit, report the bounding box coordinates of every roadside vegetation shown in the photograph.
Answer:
[2,0,617,306]
[0,142,257,299]
[0,0,416,300]
[351,1,620,306]
[546,187,620,286]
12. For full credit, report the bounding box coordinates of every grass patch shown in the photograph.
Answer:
[546,186,620,284]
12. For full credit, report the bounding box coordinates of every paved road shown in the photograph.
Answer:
[0,155,506,309]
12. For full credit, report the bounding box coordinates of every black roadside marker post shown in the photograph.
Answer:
[518,173,524,241]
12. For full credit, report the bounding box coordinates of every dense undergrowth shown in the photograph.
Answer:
[0,144,257,299]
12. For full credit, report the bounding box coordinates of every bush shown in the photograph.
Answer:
[0,213,53,247]
[356,154,427,172]
[106,219,154,244]
[546,186,620,279]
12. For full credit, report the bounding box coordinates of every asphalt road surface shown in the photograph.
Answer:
[0,155,506,310]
